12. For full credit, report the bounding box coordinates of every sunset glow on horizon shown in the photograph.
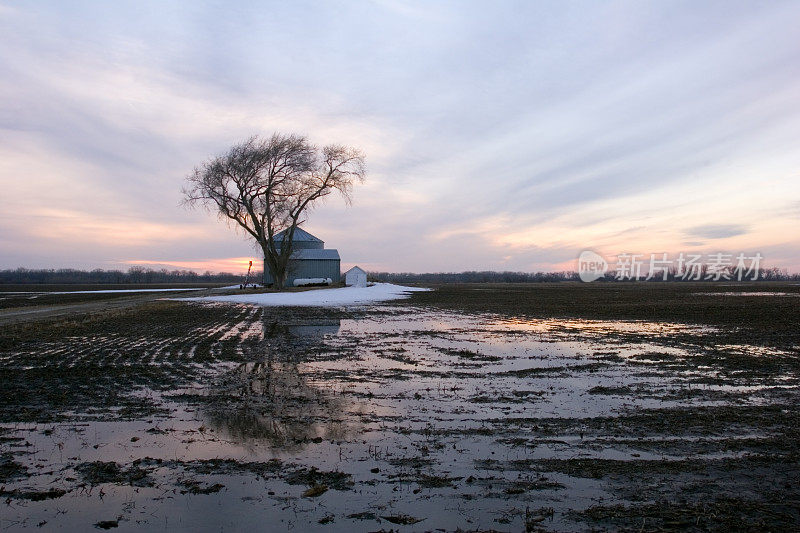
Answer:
[124,257,258,275]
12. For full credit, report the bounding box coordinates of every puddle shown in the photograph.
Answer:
[693,291,800,297]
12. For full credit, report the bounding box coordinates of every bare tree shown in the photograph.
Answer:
[183,133,365,290]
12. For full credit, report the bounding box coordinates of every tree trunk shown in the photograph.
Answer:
[262,246,287,291]
[273,264,286,290]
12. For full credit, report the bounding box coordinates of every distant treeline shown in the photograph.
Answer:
[370,271,579,284]
[0,267,242,285]
[370,268,799,284]
[2,267,797,286]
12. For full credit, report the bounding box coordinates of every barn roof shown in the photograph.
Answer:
[274,228,323,243]
[344,266,366,275]
[293,249,340,260]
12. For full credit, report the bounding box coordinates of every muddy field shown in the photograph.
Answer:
[1,284,799,531]
[0,284,227,312]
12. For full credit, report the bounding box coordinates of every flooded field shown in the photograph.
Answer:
[1,289,799,531]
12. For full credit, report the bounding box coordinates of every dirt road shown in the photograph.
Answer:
[0,289,213,326]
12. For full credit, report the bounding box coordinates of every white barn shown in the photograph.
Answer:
[344,266,367,287]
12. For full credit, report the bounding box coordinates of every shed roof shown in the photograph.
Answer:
[292,249,340,260]
[344,266,366,275]
[274,227,323,243]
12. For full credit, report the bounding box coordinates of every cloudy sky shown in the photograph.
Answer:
[2,0,799,274]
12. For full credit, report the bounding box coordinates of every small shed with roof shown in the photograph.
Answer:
[344,266,367,287]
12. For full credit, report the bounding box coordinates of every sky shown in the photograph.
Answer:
[1,0,799,274]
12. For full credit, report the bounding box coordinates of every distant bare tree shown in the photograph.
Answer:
[183,134,365,289]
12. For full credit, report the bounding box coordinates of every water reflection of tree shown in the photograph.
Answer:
[203,314,355,452]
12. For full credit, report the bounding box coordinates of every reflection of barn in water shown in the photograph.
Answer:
[262,318,341,340]
[261,314,342,340]
[202,314,350,450]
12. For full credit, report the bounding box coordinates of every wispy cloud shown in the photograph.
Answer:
[1,1,800,272]
[685,224,749,240]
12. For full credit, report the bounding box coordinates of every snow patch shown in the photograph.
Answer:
[181,283,429,307]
